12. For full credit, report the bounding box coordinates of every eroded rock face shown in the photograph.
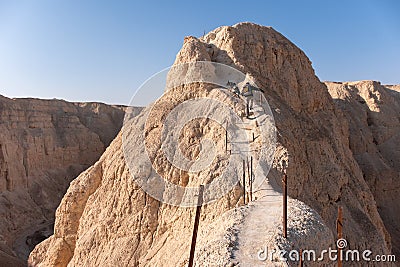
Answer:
[326,80,400,257]
[29,23,396,266]
[0,96,126,264]
[201,22,391,256]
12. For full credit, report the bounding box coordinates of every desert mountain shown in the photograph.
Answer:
[28,23,398,266]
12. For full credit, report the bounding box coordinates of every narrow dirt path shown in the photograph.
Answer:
[233,181,283,266]
[232,95,285,266]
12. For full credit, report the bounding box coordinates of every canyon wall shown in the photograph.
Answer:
[0,96,126,265]
[327,80,400,258]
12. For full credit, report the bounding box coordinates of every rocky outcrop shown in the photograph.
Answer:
[0,96,126,264]
[200,22,392,257]
[29,23,396,266]
[326,80,400,257]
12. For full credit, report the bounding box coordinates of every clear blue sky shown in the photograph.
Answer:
[0,0,399,105]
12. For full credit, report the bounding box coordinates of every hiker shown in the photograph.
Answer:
[241,82,264,116]
[226,81,240,97]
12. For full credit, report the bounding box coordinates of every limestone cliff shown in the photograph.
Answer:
[0,96,126,265]
[326,80,400,257]
[29,23,396,266]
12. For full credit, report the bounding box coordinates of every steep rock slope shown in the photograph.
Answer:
[200,23,391,256]
[30,23,393,266]
[0,96,125,265]
[326,80,400,257]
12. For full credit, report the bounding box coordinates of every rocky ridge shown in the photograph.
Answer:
[29,23,397,266]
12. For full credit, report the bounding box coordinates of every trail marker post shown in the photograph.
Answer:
[188,185,204,267]
[250,156,253,201]
[282,168,288,238]
[337,206,343,267]
[243,160,246,205]
[225,122,228,153]
[299,249,303,267]
[247,158,250,202]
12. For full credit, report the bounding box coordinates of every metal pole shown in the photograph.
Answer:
[337,206,343,267]
[283,171,287,238]
[250,156,253,202]
[225,122,228,153]
[299,249,303,267]
[188,185,204,267]
[243,160,246,205]
[247,158,250,202]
